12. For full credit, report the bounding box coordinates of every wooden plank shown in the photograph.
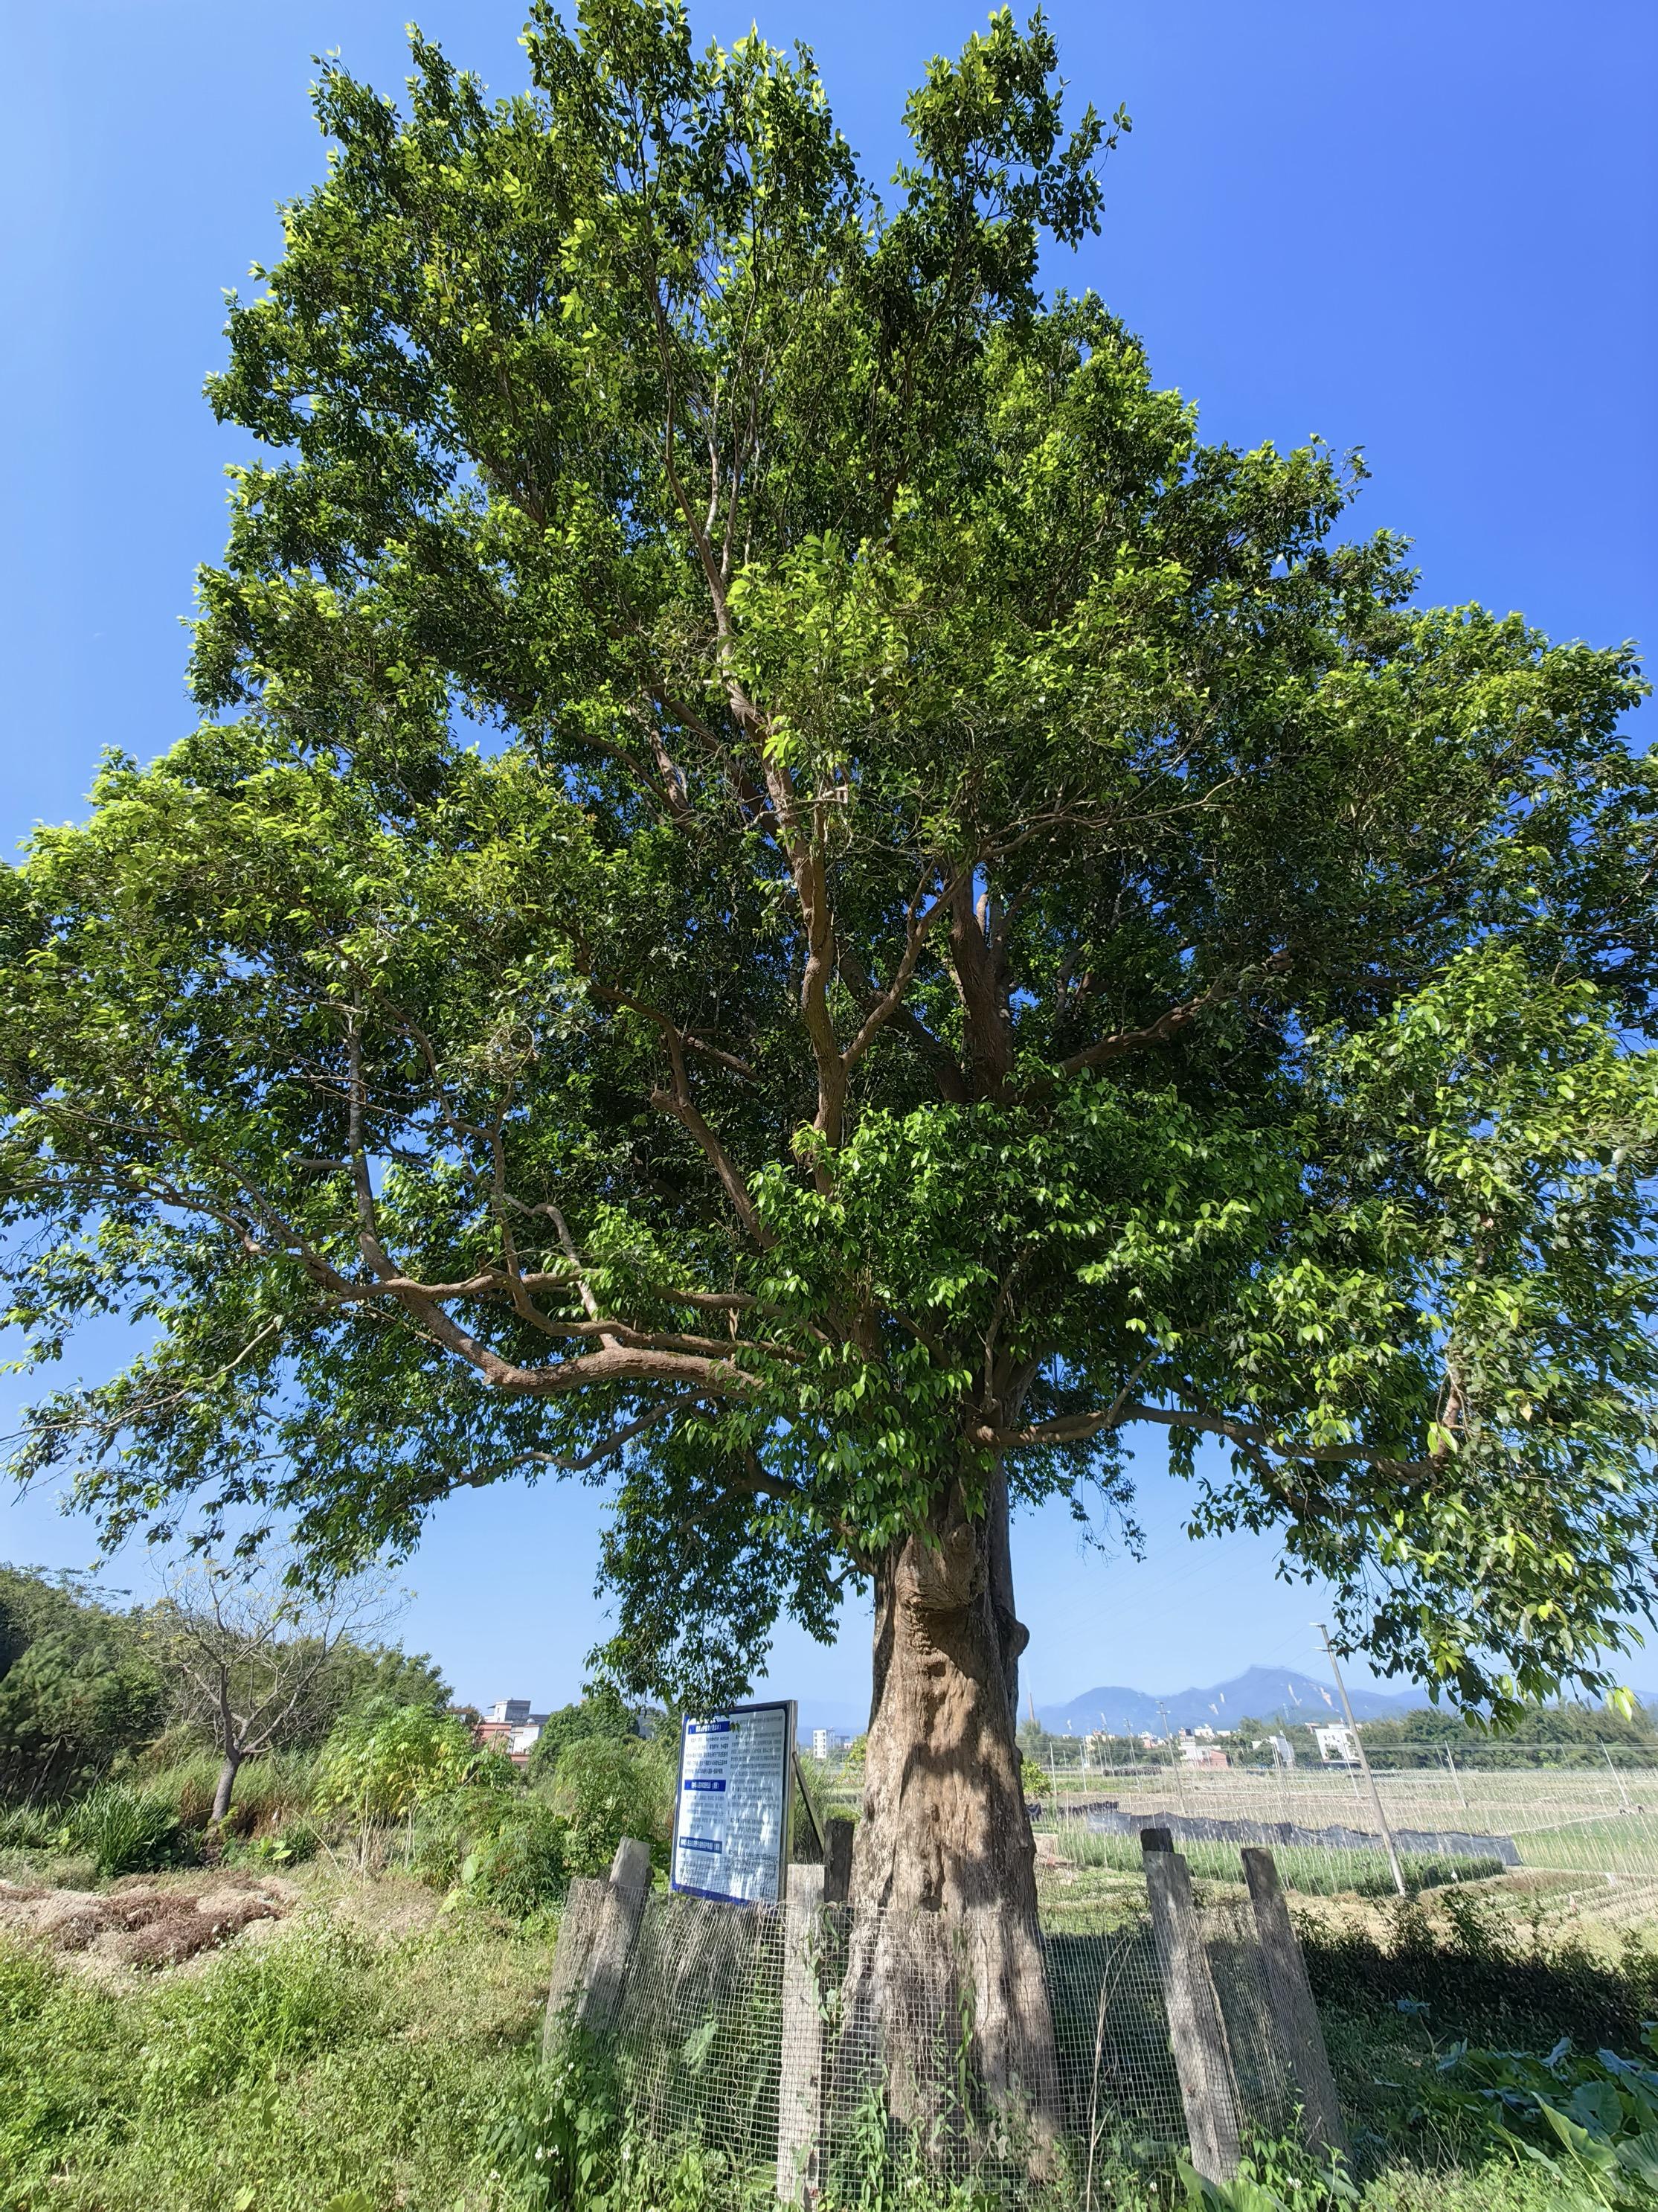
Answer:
[541,1876,609,2058]
[1141,1831,1241,2182]
[823,1817,855,1905]
[1241,1847,1347,2157]
[776,1863,826,2205]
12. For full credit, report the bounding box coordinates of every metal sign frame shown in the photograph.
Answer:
[670,1698,797,1905]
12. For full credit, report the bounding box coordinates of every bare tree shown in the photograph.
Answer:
[147,1558,397,1823]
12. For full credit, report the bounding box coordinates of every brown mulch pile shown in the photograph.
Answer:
[0,1872,294,1969]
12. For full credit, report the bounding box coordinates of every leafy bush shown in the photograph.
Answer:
[1431,2025,1658,2207]
[314,1702,481,1821]
[231,1821,320,1869]
[461,1801,570,1917]
[524,1683,643,1787]
[553,1735,669,1878]
[485,2038,620,2211]
[70,1783,186,1879]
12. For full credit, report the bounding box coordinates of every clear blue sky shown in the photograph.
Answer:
[2,1,1654,1718]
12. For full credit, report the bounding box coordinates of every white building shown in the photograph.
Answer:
[811,1728,850,1760]
[1314,1723,1358,1766]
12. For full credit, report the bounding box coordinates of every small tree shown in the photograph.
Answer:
[313,1701,483,1822]
[524,1682,641,1786]
[147,1559,394,1822]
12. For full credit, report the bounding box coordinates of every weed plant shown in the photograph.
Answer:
[1302,1891,1658,2051]
[0,1895,559,2210]
[0,1803,60,1851]
[69,1783,187,1879]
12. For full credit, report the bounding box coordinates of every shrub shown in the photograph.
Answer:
[524,1683,642,1788]
[461,1801,571,1918]
[314,1702,482,1822]
[551,1734,670,1878]
[485,2037,620,2211]
[70,1782,186,1879]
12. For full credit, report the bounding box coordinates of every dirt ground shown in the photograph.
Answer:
[0,1869,299,1978]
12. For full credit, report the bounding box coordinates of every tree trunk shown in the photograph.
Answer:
[844,1472,1061,2145]
[211,1748,242,1826]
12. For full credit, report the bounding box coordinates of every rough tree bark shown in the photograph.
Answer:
[211,1748,242,1826]
[844,1472,1061,2141]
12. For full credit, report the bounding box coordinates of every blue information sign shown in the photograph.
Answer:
[670,1699,796,1904]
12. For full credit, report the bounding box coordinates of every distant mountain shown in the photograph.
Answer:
[1035,1666,1422,1737]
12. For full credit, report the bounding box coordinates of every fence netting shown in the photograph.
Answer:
[553,1886,1297,2199]
[1032,1764,1658,1923]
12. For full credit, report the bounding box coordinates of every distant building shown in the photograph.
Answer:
[811,1728,850,1760]
[1175,1731,1230,1769]
[475,1699,550,1768]
[1314,1723,1358,1766]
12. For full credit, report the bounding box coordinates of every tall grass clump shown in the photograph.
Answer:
[70,1783,186,1879]
[138,1745,318,1835]
[0,1801,61,1850]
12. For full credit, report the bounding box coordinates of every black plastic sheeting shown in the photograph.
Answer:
[1079,1802,1520,1866]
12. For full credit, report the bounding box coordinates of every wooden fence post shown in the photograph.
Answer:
[1141,1830,1241,2183]
[823,1818,855,1905]
[543,1835,652,2056]
[776,1863,826,2205]
[1240,1847,1347,2158]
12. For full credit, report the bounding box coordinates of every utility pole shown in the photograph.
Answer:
[1316,1623,1405,1897]
[1159,1700,1189,1818]
[1444,1745,1468,1811]
[1604,1743,1633,1815]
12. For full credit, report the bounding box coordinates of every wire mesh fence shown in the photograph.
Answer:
[1033,1763,1658,1922]
[550,1879,1301,2203]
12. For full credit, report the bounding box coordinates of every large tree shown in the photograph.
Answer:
[1,0,1656,2091]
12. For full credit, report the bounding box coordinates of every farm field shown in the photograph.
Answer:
[1032,1764,1658,1915]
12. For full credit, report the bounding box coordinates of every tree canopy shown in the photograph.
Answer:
[0,1568,164,1802]
[1,1,1655,1725]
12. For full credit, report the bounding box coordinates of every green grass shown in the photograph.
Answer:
[0,1853,1652,2211]
[135,1747,318,1837]
[1511,1812,1658,1875]
[0,1879,556,2211]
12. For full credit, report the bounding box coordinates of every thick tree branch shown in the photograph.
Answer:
[1020,971,1241,1103]
[841,865,961,1072]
